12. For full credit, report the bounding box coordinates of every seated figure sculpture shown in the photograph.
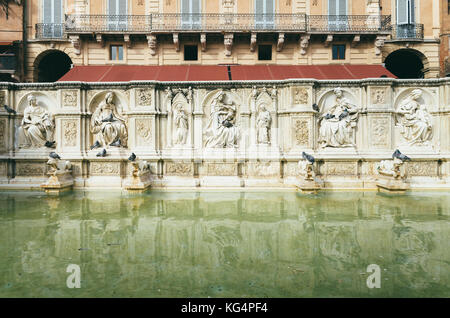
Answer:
[90,92,128,148]
[18,94,55,148]
[318,88,359,148]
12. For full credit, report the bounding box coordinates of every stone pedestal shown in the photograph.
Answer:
[41,171,74,194]
[297,179,321,194]
[124,168,152,193]
[376,176,410,194]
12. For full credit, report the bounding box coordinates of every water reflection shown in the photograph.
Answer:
[0,191,449,297]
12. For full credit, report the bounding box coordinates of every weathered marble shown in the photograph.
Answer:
[0,78,448,190]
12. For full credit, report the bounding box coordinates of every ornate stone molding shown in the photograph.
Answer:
[173,33,179,52]
[250,33,257,52]
[300,35,310,55]
[200,33,207,52]
[69,35,81,55]
[277,33,285,52]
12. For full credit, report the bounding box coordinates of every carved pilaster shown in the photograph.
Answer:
[250,33,257,52]
[69,35,81,55]
[351,35,360,48]
[96,34,105,47]
[300,35,310,55]
[324,35,333,47]
[173,33,179,52]
[375,36,385,56]
[147,34,157,56]
[124,34,131,48]
[224,33,234,56]
[277,33,285,52]
[200,33,206,52]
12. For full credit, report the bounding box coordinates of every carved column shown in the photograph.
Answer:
[250,86,259,147]
[271,86,279,148]
[165,87,174,148]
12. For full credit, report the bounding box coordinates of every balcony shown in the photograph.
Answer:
[308,15,391,34]
[62,13,391,35]
[35,23,66,39]
[391,23,424,41]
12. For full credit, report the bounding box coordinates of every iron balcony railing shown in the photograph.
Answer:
[59,13,391,34]
[35,23,66,39]
[391,23,424,40]
[308,15,391,33]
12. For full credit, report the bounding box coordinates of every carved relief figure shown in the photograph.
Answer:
[294,88,308,105]
[90,92,128,148]
[204,91,240,148]
[173,103,188,145]
[396,89,433,146]
[318,88,359,148]
[18,94,56,148]
[256,104,271,144]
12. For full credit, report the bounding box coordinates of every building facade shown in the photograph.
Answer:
[19,0,443,82]
[440,0,450,77]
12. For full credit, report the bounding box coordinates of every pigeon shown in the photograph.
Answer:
[44,141,56,148]
[49,152,61,160]
[312,103,320,112]
[302,151,315,164]
[338,110,349,120]
[3,105,16,115]
[96,149,107,157]
[90,140,101,150]
[128,153,136,162]
[222,120,233,128]
[392,149,411,162]
[110,139,121,147]
[324,113,335,120]
[102,113,114,122]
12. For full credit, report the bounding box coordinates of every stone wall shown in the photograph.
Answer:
[0,78,449,189]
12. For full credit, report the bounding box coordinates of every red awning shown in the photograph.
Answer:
[58,64,396,82]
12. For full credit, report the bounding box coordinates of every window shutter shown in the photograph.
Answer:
[338,0,347,15]
[54,0,62,23]
[256,0,264,23]
[43,0,52,23]
[397,0,408,24]
[329,0,337,15]
[108,0,117,15]
[266,0,274,14]
[409,0,415,23]
[119,0,127,15]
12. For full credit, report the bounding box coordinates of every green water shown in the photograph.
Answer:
[0,190,449,298]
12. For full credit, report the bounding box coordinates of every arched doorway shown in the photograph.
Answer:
[384,49,426,79]
[34,50,72,82]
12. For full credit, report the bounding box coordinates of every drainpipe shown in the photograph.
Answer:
[22,0,27,82]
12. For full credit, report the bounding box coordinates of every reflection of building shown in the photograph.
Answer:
[6,0,446,82]
[0,192,448,297]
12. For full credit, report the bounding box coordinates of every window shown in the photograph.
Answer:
[108,0,128,31]
[110,45,124,61]
[42,0,63,38]
[181,0,201,29]
[184,45,198,61]
[255,0,275,29]
[397,0,415,24]
[332,44,346,60]
[448,0,450,14]
[328,0,348,31]
[258,45,272,60]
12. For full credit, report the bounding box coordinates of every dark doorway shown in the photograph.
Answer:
[385,49,424,79]
[35,50,72,82]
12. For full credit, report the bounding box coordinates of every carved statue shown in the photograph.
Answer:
[377,158,405,180]
[204,91,240,148]
[46,152,72,176]
[396,89,433,146]
[174,103,188,145]
[256,104,271,144]
[90,92,128,148]
[318,88,359,148]
[18,94,55,148]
